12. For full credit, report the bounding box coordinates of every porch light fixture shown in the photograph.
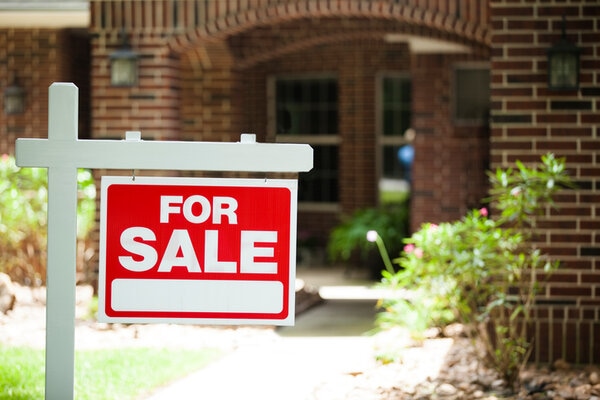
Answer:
[110,30,139,87]
[3,75,25,115]
[547,16,580,90]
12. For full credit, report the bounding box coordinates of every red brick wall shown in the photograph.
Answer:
[0,29,90,155]
[490,0,600,363]
[179,41,238,142]
[411,53,490,231]
[90,0,490,139]
[89,31,181,140]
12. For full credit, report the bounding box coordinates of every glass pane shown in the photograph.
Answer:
[379,76,413,204]
[382,77,411,136]
[550,54,577,87]
[380,144,412,204]
[455,68,490,122]
[276,78,337,135]
[298,145,338,202]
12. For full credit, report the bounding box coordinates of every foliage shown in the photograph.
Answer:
[376,210,513,344]
[0,345,222,399]
[0,155,48,285]
[488,154,572,229]
[327,202,409,266]
[0,155,96,285]
[376,153,573,390]
[376,286,454,344]
[76,169,96,238]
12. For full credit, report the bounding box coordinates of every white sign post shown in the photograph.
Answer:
[15,82,312,400]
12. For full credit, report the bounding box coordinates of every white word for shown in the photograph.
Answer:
[160,195,238,224]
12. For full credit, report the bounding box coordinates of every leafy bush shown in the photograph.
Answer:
[327,202,409,272]
[376,154,573,390]
[0,154,96,285]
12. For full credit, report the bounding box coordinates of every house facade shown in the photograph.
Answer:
[1,0,598,364]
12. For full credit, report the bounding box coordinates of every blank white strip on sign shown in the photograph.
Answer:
[111,279,284,314]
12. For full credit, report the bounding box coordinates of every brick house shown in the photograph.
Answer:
[1,0,598,364]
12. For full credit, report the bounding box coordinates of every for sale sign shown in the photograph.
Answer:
[97,176,298,325]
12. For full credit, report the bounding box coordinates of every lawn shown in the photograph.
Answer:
[0,345,222,399]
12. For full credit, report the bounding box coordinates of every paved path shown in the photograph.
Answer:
[145,335,377,399]
[146,268,384,399]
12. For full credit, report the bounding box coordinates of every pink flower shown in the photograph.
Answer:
[1,154,8,162]
[404,244,423,258]
[511,187,521,197]
[429,224,438,231]
[479,207,488,217]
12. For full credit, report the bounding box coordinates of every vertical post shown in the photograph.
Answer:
[45,83,78,400]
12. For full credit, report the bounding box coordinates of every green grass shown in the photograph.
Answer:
[0,345,223,399]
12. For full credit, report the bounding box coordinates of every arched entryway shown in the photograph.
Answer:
[168,3,490,246]
[90,0,491,251]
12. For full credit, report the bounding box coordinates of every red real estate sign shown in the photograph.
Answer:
[97,176,298,325]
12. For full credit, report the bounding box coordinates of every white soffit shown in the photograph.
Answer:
[0,1,89,28]
[0,11,88,27]
[384,33,471,54]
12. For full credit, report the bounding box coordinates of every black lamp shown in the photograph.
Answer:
[110,30,139,87]
[547,16,580,90]
[4,75,25,115]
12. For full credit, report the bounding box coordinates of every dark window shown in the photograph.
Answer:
[379,75,413,204]
[382,77,411,136]
[383,145,411,180]
[276,78,338,135]
[275,77,339,204]
[298,146,339,203]
[455,67,490,123]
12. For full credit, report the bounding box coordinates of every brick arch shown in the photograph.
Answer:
[168,1,490,64]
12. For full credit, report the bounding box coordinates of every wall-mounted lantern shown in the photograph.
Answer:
[110,30,139,87]
[547,16,580,90]
[4,75,25,115]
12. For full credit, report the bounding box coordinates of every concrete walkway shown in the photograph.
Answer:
[145,267,385,400]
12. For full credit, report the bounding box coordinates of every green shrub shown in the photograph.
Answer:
[376,153,573,390]
[0,154,96,285]
[327,202,409,273]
